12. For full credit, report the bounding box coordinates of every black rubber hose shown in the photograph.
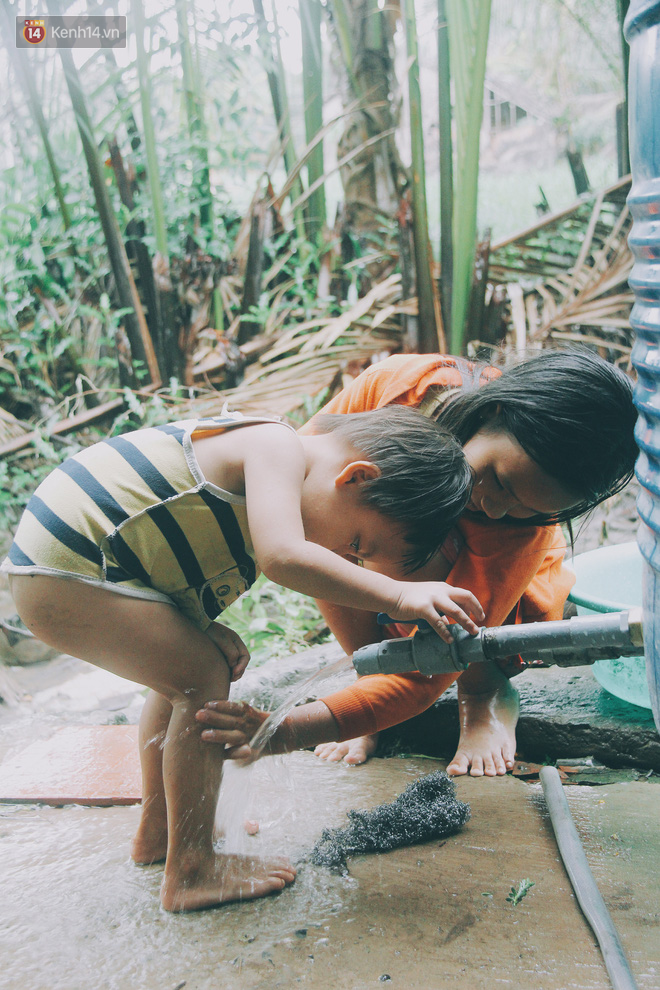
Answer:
[539,766,638,990]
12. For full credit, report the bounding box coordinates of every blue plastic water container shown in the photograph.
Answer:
[626,0,660,728]
[567,542,651,709]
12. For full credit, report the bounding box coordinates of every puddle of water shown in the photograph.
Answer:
[0,753,368,990]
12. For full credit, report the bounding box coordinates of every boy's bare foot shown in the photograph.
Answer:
[131,821,261,865]
[160,851,296,912]
[446,676,519,777]
[131,819,169,865]
[313,733,379,765]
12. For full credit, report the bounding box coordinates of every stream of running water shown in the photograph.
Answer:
[248,654,356,756]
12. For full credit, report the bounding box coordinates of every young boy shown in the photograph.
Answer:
[2,406,484,912]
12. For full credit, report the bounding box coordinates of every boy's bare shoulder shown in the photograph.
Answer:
[239,420,305,467]
[194,420,301,491]
[241,420,300,446]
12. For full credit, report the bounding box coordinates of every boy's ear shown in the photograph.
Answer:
[335,460,381,487]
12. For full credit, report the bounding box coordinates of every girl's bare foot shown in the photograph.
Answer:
[160,851,296,912]
[314,733,379,765]
[446,676,519,777]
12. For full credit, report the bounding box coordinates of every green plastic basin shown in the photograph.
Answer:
[567,542,651,709]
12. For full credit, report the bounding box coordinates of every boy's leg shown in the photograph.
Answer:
[10,576,296,911]
[133,622,250,864]
[132,689,171,865]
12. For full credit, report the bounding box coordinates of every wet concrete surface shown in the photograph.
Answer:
[1,491,658,987]
[1,753,658,990]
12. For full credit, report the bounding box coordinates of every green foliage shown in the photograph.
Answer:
[506,877,535,906]
[108,387,177,435]
[0,151,115,415]
[0,0,276,407]
[0,433,84,541]
[219,574,329,666]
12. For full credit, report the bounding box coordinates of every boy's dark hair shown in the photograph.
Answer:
[315,406,472,570]
[437,350,638,524]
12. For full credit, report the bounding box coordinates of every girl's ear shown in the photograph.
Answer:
[335,460,381,487]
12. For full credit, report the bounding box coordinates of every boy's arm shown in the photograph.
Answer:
[242,426,483,640]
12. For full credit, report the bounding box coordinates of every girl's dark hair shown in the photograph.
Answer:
[314,406,473,570]
[437,350,638,524]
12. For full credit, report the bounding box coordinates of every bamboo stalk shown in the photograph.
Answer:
[0,0,72,233]
[133,0,168,259]
[300,0,326,244]
[176,0,213,231]
[402,0,441,352]
[107,136,163,373]
[133,0,181,382]
[53,40,160,388]
[328,0,359,97]
[447,0,492,354]
[252,0,306,239]
[238,199,271,345]
[437,0,454,338]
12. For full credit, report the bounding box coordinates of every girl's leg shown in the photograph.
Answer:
[446,662,519,777]
[131,690,171,865]
[314,735,378,765]
[10,575,296,911]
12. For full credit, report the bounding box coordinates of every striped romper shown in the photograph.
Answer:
[1,414,290,631]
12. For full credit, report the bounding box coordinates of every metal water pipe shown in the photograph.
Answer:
[351,609,645,677]
[626,0,660,734]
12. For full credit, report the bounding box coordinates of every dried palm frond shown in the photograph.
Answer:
[188,273,409,419]
[0,407,31,446]
[487,177,633,361]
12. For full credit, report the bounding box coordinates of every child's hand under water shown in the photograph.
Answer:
[196,700,270,761]
[390,581,485,643]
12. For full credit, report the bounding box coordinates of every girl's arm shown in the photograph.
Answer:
[196,669,459,757]
[196,699,340,758]
[242,426,484,641]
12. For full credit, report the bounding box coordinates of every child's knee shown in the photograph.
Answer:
[165,662,231,709]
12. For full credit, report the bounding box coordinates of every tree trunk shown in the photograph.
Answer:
[331,0,407,280]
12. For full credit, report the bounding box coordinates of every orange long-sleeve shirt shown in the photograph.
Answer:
[303,354,575,740]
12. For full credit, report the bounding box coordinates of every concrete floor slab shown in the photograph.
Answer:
[1,753,658,990]
[0,725,141,805]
